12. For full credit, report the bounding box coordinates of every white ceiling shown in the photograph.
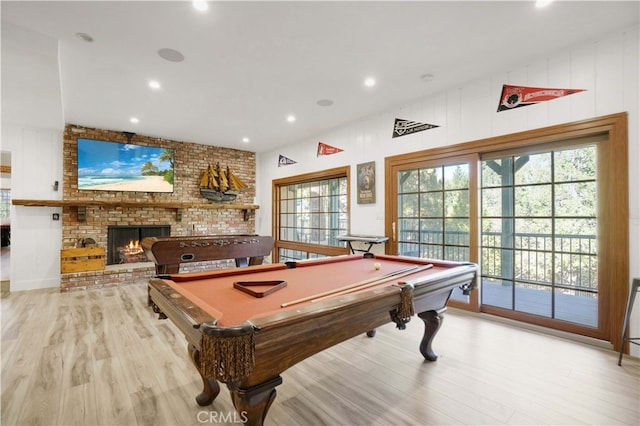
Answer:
[2,1,639,152]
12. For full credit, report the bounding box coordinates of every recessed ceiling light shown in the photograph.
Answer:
[535,0,553,8]
[286,115,296,123]
[130,117,139,124]
[149,80,161,90]
[75,32,94,43]
[364,77,376,87]
[193,1,209,11]
[317,99,334,107]
[242,137,250,143]
[158,48,185,63]
[420,73,435,82]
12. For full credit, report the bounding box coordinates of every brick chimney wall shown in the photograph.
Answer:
[60,124,258,291]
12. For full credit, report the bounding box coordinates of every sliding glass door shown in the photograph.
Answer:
[385,114,629,348]
[480,144,598,327]
[390,155,478,309]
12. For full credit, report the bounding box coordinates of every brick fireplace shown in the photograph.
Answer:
[59,124,258,291]
[107,225,171,265]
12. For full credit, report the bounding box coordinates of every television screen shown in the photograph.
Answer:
[77,138,174,193]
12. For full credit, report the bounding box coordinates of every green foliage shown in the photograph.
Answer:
[398,145,598,290]
[140,161,159,176]
[159,149,174,168]
[480,145,598,289]
[140,159,174,185]
[164,169,174,185]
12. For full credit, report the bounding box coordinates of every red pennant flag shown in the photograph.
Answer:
[317,142,344,157]
[498,84,585,112]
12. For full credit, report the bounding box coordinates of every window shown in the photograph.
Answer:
[396,161,474,303]
[273,167,350,262]
[397,163,470,261]
[0,189,10,219]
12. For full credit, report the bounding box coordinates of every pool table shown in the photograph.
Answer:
[148,253,477,426]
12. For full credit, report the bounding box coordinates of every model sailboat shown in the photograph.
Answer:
[199,163,248,202]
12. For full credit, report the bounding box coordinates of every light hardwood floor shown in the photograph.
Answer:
[1,281,639,426]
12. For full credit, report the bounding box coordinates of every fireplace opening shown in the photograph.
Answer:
[107,225,170,265]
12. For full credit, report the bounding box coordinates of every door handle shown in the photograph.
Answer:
[392,222,396,242]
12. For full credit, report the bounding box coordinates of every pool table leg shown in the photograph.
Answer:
[417,308,446,361]
[188,343,221,406]
[230,376,283,426]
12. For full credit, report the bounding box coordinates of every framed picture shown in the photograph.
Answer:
[357,161,376,204]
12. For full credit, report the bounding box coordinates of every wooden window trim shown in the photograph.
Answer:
[272,166,351,262]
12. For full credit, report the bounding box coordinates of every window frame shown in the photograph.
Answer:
[272,166,351,262]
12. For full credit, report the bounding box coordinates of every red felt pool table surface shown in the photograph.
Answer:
[156,254,466,326]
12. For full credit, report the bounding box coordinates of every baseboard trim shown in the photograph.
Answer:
[448,307,614,351]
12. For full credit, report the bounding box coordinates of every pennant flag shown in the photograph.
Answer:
[278,155,297,167]
[317,142,344,157]
[497,84,585,112]
[392,118,439,138]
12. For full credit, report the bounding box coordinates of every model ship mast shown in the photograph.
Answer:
[199,163,247,202]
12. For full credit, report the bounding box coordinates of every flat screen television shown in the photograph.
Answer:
[77,138,174,193]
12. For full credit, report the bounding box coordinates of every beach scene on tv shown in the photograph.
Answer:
[77,138,174,192]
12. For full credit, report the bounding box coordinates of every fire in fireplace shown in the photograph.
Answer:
[107,225,170,265]
[119,239,146,264]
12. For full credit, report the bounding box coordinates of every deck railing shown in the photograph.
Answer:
[397,229,597,294]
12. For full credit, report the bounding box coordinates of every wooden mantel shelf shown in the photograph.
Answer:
[12,199,259,221]
[11,199,259,210]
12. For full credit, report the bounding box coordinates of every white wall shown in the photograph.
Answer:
[3,125,64,291]
[255,25,640,356]
[1,23,65,291]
